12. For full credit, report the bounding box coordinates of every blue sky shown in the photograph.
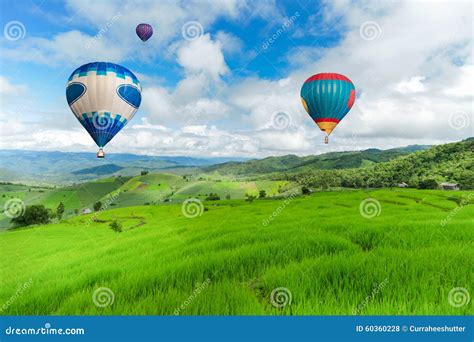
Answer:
[0,0,472,157]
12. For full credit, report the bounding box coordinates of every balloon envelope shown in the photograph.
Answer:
[136,23,153,42]
[66,62,142,150]
[300,73,355,135]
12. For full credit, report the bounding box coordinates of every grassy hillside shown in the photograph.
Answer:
[0,174,295,229]
[71,164,124,175]
[0,177,128,228]
[0,189,472,315]
[204,145,429,176]
[292,139,474,190]
[172,180,291,201]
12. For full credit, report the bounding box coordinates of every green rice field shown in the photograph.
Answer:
[0,189,472,315]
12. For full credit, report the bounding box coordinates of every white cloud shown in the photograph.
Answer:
[394,76,426,94]
[215,31,244,55]
[177,34,229,79]
[3,31,124,67]
[444,64,474,98]
[0,76,27,96]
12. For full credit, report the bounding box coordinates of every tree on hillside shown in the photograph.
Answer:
[141,170,149,176]
[109,220,122,233]
[226,194,231,200]
[205,193,220,201]
[56,202,65,220]
[418,178,438,189]
[245,193,256,202]
[11,205,50,227]
[259,190,266,198]
[93,201,102,211]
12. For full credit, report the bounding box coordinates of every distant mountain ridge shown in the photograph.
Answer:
[71,164,124,175]
[0,150,248,184]
[203,145,430,175]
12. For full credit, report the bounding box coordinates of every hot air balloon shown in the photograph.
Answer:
[66,62,142,158]
[136,23,153,42]
[300,73,355,144]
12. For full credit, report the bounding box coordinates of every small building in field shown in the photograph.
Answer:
[398,182,409,188]
[82,208,92,214]
[440,182,459,191]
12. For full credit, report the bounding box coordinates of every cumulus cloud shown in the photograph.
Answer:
[177,34,229,79]
[0,76,26,96]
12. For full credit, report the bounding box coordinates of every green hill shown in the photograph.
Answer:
[0,174,294,229]
[0,177,128,228]
[292,139,474,190]
[71,164,124,176]
[204,145,429,176]
[0,189,472,315]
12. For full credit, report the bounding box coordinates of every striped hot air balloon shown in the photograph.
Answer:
[300,73,355,144]
[136,23,153,42]
[66,62,142,158]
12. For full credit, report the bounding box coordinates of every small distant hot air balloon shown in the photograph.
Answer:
[66,62,142,158]
[300,73,355,144]
[136,23,153,42]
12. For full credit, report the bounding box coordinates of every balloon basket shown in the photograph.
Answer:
[324,136,329,144]
[97,149,105,158]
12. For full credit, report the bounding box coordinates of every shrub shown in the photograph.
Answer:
[259,190,266,198]
[11,205,50,227]
[245,193,256,202]
[56,202,65,220]
[109,220,122,233]
[93,201,102,211]
[301,186,311,195]
[205,193,220,201]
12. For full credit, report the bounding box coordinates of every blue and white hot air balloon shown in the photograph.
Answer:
[66,62,142,158]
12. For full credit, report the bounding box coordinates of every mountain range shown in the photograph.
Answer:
[0,150,247,184]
